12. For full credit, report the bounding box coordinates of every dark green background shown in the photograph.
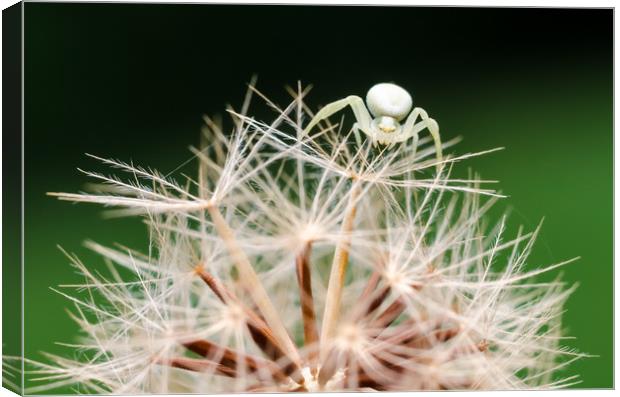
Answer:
[21,4,612,391]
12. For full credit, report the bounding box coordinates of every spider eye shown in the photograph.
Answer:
[366,83,413,121]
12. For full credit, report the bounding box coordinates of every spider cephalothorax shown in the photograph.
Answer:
[303,83,442,161]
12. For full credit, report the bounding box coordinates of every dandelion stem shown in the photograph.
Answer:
[320,182,361,352]
[206,205,302,371]
[295,242,319,370]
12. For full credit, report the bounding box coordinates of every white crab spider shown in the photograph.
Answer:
[303,83,442,161]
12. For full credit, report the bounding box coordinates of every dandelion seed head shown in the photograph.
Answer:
[30,82,585,393]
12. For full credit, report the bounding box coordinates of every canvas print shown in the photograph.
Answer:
[2,3,613,394]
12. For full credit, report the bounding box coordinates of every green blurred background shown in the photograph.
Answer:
[19,4,611,391]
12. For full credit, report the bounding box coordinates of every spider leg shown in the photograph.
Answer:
[352,123,364,148]
[401,107,442,164]
[303,95,373,139]
[409,128,420,159]
[353,122,379,148]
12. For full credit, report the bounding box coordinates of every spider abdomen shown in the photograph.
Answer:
[366,83,413,121]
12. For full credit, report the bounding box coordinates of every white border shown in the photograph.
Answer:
[0,1,615,397]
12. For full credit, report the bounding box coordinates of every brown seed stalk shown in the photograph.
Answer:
[295,242,319,370]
